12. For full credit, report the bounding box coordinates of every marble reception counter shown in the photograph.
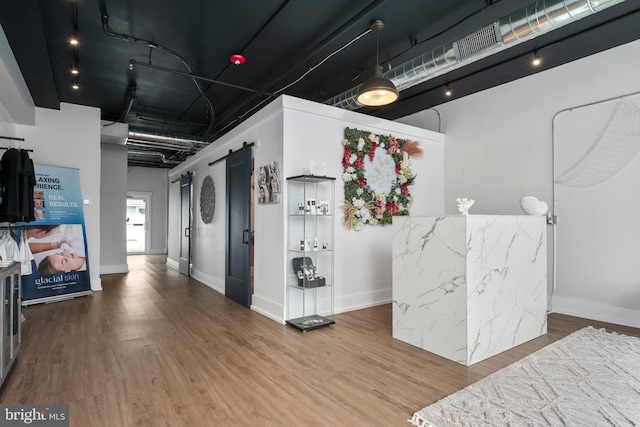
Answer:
[392,215,547,366]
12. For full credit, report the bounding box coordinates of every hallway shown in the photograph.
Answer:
[1,255,638,426]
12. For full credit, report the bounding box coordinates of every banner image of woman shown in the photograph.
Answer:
[19,165,92,305]
[21,223,90,302]
[26,224,87,274]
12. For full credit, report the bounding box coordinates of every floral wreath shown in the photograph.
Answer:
[341,127,422,230]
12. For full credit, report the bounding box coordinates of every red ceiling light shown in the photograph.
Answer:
[230,54,246,65]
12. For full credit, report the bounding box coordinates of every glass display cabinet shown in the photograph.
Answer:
[286,175,335,331]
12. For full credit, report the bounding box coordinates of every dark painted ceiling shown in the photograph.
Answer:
[2,0,639,167]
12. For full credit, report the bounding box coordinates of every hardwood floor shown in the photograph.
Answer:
[2,254,639,426]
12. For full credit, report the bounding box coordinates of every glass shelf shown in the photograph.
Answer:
[286,175,335,331]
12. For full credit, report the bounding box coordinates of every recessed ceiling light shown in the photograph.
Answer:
[532,53,541,66]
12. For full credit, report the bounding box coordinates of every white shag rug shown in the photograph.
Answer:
[409,327,640,427]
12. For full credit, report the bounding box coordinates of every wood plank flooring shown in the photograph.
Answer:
[1,254,639,426]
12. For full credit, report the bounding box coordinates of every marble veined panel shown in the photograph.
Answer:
[465,216,547,364]
[392,216,468,362]
[392,215,547,366]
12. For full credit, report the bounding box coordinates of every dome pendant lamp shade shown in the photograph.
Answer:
[357,65,398,106]
[357,20,398,107]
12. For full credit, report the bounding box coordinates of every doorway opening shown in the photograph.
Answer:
[126,192,151,254]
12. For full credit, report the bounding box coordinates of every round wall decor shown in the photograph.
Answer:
[200,175,216,224]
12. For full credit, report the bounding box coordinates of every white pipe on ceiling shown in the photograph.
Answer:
[127,130,209,148]
[325,0,626,110]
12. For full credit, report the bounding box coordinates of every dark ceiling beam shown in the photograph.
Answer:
[0,0,59,110]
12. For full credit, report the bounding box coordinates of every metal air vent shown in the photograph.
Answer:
[326,0,626,110]
[454,22,503,60]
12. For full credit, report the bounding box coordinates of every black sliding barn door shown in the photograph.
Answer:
[225,148,252,307]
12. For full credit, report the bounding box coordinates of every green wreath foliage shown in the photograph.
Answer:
[341,127,418,230]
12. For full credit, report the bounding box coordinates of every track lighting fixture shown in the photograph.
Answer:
[532,52,541,66]
[70,0,79,46]
[69,2,80,87]
[129,60,134,70]
[445,86,452,97]
[357,20,398,107]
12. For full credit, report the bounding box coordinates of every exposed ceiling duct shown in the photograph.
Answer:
[326,0,627,110]
[127,130,209,148]
[127,149,182,165]
[126,129,205,168]
[126,140,197,152]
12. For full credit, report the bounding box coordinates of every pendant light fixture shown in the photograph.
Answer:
[357,20,398,107]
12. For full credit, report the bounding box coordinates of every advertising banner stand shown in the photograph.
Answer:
[19,165,92,305]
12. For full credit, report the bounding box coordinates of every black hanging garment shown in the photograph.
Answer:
[0,148,35,222]
[20,150,36,222]
[0,148,22,222]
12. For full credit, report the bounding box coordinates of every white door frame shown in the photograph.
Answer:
[127,191,152,254]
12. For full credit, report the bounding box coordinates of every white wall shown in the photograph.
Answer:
[168,96,444,324]
[415,39,640,327]
[168,103,285,321]
[553,95,640,327]
[127,167,169,254]
[0,24,34,126]
[16,103,102,291]
[100,143,128,273]
[282,102,444,317]
[188,157,228,290]
[0,102,14,139]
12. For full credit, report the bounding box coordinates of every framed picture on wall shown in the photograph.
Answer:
[258,161,281,204]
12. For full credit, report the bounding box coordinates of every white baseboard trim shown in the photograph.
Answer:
[251,294,284,324]
[100,264,129,275]
[166,257,179,271]
[161,271,389,325]
[552,295,640,328]
[191,268,224,294]
[248,289,391,324]
[91,277,102,291]
[148,248,167,255]
[334,288,392,314]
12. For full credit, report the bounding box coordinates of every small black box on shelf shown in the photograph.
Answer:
[291,257,326,288]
